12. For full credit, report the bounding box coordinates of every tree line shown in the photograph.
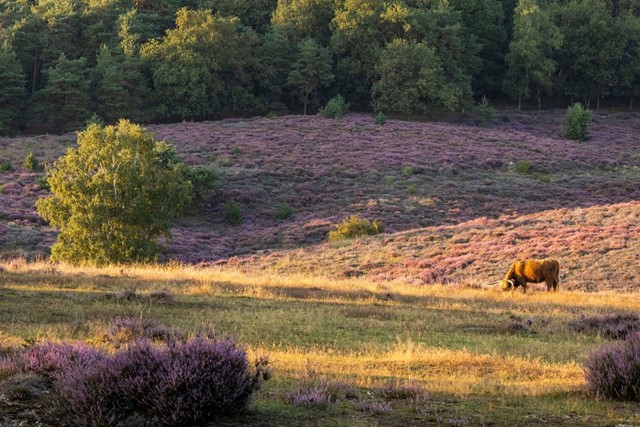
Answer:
[1,0,640,134]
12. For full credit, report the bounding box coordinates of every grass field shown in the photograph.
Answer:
[1,261,640,426]
[1,110,640,425]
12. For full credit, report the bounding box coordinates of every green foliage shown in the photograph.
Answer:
[515,160,532,174]
[564,103,593,141]
[0,184,5,194]
[372,39,465,113]
[472,96,495,125]
[92,45,131,124]
[328,215,384,242]
[320,95,349,119]
[35,53,91,132]
[287,38,334,115]
[374,112,387,125]
[0,46,26,135]
[275,202,293,221]
[22,152,38,171]
[406,185,417,195]
[36,120,192,265]
[225,200,244,225]
[402,166,416,176]
[1,160,13,172]
[183,165,217,201]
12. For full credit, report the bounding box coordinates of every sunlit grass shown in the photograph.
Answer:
[2,260,640,425]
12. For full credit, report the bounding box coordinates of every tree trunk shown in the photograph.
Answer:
[596,89,600,110]
[630,95,634,110]
[303,101,307,115]
[518,94,522,110]
[537,87,541,110]
[31,50,39,95]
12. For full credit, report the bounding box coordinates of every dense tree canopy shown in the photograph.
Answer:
[36,120,192,265]
[1,0,640,132]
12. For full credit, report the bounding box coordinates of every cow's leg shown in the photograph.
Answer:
[545,278,553,291]
[521,281,527,294]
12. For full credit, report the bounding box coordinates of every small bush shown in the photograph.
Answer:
[402,166,416,175]
[286,384,335,408]
[320,95,350,119]
[22,152,39,171]
[515,160,532,174]
[103,316,181,346]
[328,215,384,242]
[406,184,417,195]
[374,112,387,125]
[584,332,640,400]
[357,400,393,414]
[275,202,293,221]
[21,338,270,426]
[183,165,217,201]
[225,200,243,225]
[472,96,495,125]
[1,159,12,171]
[0,184,5,194]
[569,313,640,340]
[564,102,593,140]
[380,379,429,403]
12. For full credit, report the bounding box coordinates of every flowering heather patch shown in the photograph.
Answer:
[584,332,640,401]
[357,400,393,414]
[286,383,335,408]
[19,338,269,426]
[568,314,640,340]
[2,111,640,268]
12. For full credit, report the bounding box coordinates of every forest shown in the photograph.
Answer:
[1,0,640,134]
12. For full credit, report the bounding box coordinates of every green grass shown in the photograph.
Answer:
[1,263,640,426]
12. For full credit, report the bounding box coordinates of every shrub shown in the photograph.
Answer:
[183,165,217,201]
[584,332,640,400]
[286,384,334,408]
[103,316,181,346]
[564,102,593,140]
[21,338,270,426]
[1,159,12,171]
[320,95,349,119]
[472,96,495,125]
[374,112,387,125]
[225,199,243,225]
[569,313,640,340]
[22,152,39,171]
[35,120,193,265]
[402,166,416,175]
[328,215,384,242]
[515,160,532,174]
[357,400,393,414]
[275,202,293,221]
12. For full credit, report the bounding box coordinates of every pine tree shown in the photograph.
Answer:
[0,46,26,135]
[92,45,129,123]
[287,38,334,115]
[36,53,90,132]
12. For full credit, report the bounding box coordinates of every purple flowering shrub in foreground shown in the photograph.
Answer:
[21,338,270,426]
[584,332,640,401]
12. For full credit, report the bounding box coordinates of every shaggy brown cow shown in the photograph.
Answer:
[499,258,560,293]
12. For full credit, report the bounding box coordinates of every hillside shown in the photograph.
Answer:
[1,110,639,290]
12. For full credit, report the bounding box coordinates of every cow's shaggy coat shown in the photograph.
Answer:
[500,258,560,293]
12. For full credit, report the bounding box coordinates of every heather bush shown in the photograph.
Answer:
[286,383,335,408]
[328,215,384,242]
[103,316,181,346]
[21,338,270,426]
[569,313,640,340]
[320,95,349,119]
[276,202,293,221]
[380,379,429,403]
[225,199,244,225]
[357,400,393,414]
[584,332,640,400]
[564,102,593,140]
[22,152,39,171]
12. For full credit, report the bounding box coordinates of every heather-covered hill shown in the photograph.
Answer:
[1,111,639,288]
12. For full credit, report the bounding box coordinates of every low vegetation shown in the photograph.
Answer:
[328,215,384,242]
[1,262,640,425]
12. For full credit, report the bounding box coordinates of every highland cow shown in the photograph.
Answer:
[499,258,560,293]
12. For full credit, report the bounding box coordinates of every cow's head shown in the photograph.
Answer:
[499,279,515,290]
